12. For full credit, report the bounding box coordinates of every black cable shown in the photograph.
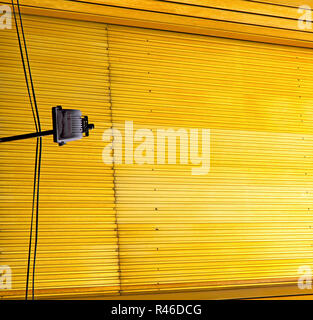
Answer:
[11,0,42,300]
[25,138,38,300]
[11,0,38,132]
[32,137,42,300]
[11,0,36,300]
[16,0,41,131]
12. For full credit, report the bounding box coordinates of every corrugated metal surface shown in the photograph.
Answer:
[84,0,306,30]
[0,15,120,299]
[107,25,313,294]
[68,0,313,44]
[2,0,312,49]
[248,0,310,6]
[1,12,313,300]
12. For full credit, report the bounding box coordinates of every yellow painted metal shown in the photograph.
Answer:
[162,0,303,18]
[0,15,119,299]
[1,1,313,49]
[249,0,313,7]
[77,0,307,31]
[1,10,313,300]
[107,24,313,295]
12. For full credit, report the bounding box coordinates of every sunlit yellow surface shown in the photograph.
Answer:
[1,12,313,299]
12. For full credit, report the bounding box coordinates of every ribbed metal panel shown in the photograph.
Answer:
[0,15,119,299]
[2,0,312,49]
[107,25,313,294]
[1,14,313,300]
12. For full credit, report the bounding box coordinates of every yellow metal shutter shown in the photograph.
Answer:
[107,25,313,294]
[0,15,119,299]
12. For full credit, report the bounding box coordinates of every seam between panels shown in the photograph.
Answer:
[105,23,123,296]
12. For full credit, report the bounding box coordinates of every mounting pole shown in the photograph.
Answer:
[0,130,54,143]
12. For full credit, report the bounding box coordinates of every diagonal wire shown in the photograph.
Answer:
[32,136,42,300]
[11,0,42,300]
[25,137,38,300]
[16,0,41,131]
[11,0,38,132]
